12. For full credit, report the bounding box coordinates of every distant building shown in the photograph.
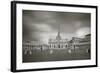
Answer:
[68,34,91,53]
[79,34,91,53]
[23,41,48,54]
[68,37,81,50]
[23,34,91,55]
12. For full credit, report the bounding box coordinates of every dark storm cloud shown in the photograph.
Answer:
[22,10,90,43]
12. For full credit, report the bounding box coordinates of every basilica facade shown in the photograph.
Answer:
[48,31,68,49]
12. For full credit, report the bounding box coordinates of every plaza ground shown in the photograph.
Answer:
[23,48,90,63]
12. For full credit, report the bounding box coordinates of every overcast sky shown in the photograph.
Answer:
[23,10,91,44]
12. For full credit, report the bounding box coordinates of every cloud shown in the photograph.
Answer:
[76,27,90,38]
[23,10,91,42]
[33,23,53,32]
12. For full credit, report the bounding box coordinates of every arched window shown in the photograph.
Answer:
[54,45,55,48]
[74,45,75,49]
[66,45,67,48]
[58,45,60,48]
